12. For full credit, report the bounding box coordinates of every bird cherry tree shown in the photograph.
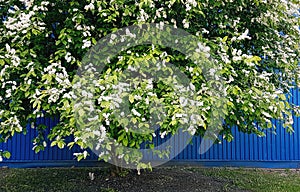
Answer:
[0,0,299,173]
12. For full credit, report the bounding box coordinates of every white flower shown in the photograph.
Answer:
[83,150,88,158]
[20,0,34,8]
[175,114,183,118]
[287,116,294,124]
[195,43,204,53]
[132,109,141,117]
[232,48,237,55]
[187,0,197,7]
[195,43,210,54]
[190,83,195,91]
[233,56,242,62]
[93,130,101,136]
[103,113,110,119]
[84,3,95,11]
[106,57,110,63]
[99,125,106,132]
[160,131,167,138]
[188,125,196,135]
[82,39,91,49]
[134,95,142,100]
[237,29,251,40]
[5,44,10,52]
[237,49,242,56]
[227,75,234,83]
[125,28,136,38]
[76,25,83,30]
[182,19,189,28]
[5,89,11,98]
[262,111,272,118]
[138,9,149,22]
[155,8,162,18]
[110,34,117,40]
[179,97,188,107]
[185,4,191,11]
[65,52,72,63]
[196,101,204,107]
[0,156,2,162]
[83,31,89,37]
[202,28,209,34]
[146,79,153,89]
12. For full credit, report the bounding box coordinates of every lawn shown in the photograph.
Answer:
[0,166,300,192]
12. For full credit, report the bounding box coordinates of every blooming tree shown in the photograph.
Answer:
[0,0,299,171]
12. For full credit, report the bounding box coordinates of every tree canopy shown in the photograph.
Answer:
[0,0,299,170]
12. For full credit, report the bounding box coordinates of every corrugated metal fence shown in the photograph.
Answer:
[1,88,300,168]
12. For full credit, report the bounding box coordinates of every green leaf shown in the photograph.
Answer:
[67,142,75,149]
[106,144,112,151]
[117,133,125,142]
[50,141,57,147]
[279,101,285,109]
[267,121,273,128]
[122,139,128,146]
[279,94,286,100]
[124,154,129,162]
[92,37,97,45]
[3,151,11,159]
[129,95,134,103]
[57,141,65,149]
[222,36,228,42]
[129,140,135,147]
[132,117,137,124]
[77,155,84,161]
[101,101,110,108]
[212,110,218,116]
[170,120,177,126]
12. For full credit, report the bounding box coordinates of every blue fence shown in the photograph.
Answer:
[1,88,300,168]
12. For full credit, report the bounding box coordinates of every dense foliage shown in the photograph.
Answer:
[0,0,299,170]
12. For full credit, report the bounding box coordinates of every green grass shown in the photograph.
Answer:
[200,167,300,192]
[1,167,300,192]
[0,167,114,192]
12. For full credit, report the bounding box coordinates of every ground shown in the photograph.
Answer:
[1,165,300,192]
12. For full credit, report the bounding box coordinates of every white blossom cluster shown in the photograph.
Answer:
[43,62,71,87]
[3,5,46,39]
[0,115,23,133]
[184,0,197,11]
[4,11,35,33]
